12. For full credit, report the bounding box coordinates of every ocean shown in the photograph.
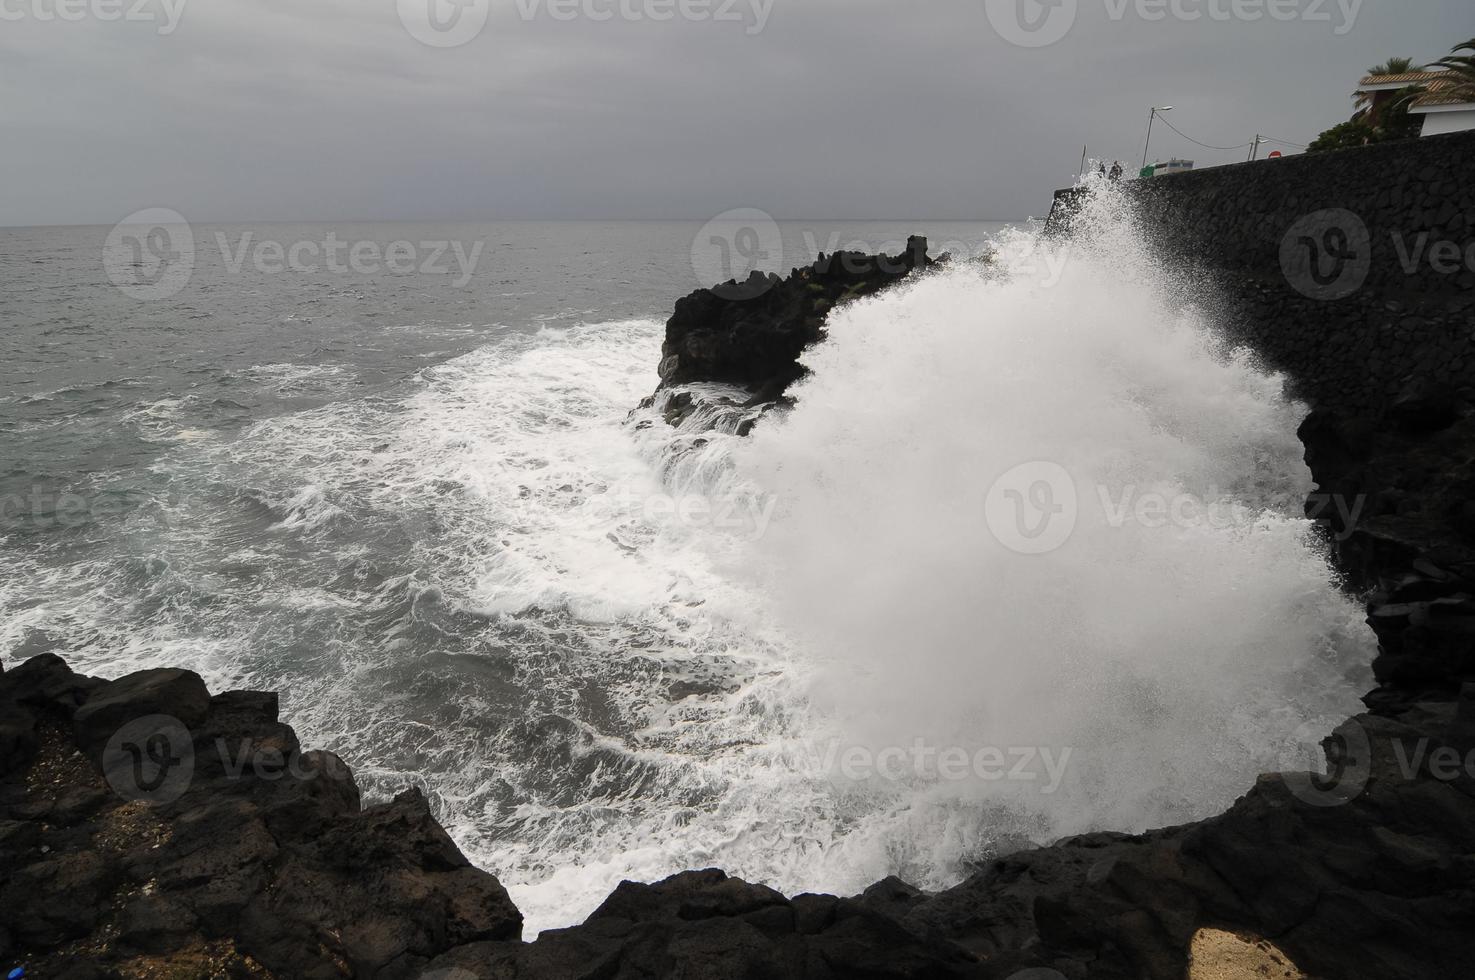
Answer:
[0,213,1371,936]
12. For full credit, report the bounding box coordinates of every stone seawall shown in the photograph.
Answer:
[1048,129,1475,421]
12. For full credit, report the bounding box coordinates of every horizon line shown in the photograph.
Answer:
[0,216,1029,231]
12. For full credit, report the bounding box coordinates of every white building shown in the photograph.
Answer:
[1358,69,1475,136]
[1149,158,1195,175]
[1412,94,1475,136]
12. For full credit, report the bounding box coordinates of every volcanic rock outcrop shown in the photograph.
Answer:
[0,658,521,978]
[655,235,937,409]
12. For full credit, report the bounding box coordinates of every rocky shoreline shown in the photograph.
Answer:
[6,237,1475,978]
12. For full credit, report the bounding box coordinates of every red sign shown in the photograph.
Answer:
[1268,151,1283,159]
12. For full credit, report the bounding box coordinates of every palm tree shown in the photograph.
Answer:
[1430,39,1475,103]
[1368,56,1421,76]
[1354,56,1423,115]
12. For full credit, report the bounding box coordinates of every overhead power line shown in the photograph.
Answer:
[1152,114,1254,151]
[1148,116,1309,155]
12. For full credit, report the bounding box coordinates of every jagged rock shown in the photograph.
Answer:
[0,705,38,778]
[590,868,788,922]
[424,868,979,979]
[1,850,113,947]
[72,667,211,758]
[0,659,520,978]
[0,652,103,716]
[657,237,936,409]
[117,894,197,954]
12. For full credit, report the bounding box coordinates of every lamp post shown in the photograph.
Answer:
[1141,105,1173,171]
[1248,134,1268,161]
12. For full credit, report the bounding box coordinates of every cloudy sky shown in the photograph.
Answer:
[2,0,1469,225]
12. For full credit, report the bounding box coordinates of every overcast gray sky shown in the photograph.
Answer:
[2,0,1469,225]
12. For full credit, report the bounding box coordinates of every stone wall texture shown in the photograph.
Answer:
[1048,129,1475,420]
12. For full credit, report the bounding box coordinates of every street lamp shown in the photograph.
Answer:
[1248,135,1268,161]
[1141,106,1173,171]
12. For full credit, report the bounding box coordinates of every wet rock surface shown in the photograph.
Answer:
[0,657,521,978]
[652,236,938,414]
[631,237,941,445]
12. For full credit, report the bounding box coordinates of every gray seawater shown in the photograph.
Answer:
[0,219,1008,933]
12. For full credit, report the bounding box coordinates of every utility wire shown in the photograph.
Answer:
[1142,113,1309,162]
[1152,114,1254,151]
